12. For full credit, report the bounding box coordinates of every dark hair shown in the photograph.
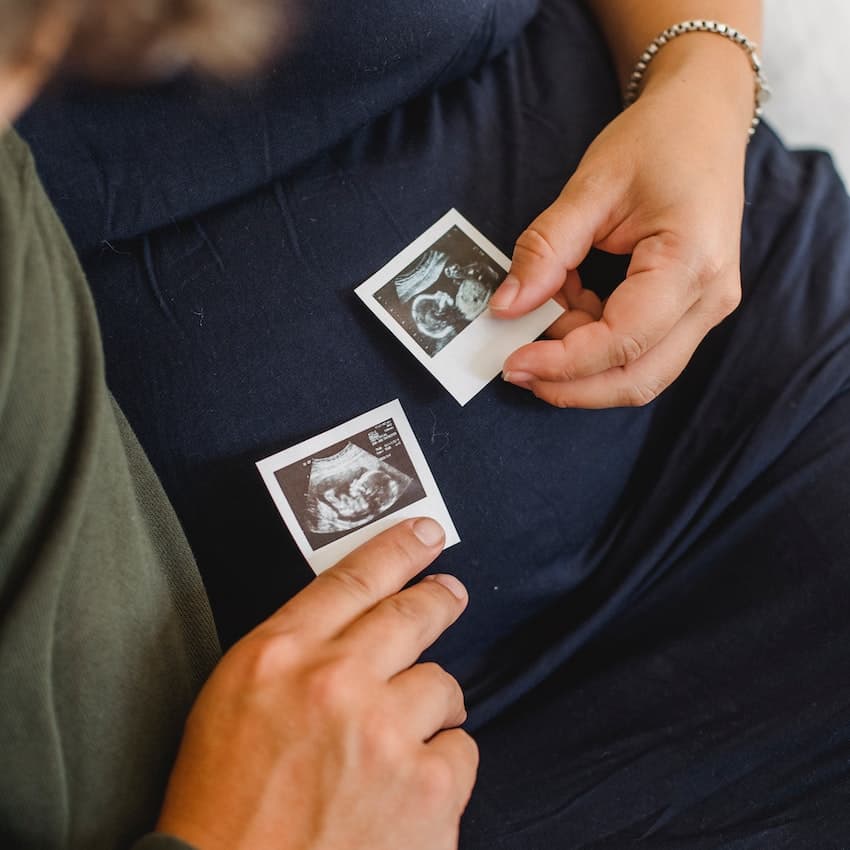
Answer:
[2,0,286,81]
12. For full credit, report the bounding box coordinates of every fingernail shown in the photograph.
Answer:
[489,275,520,311]
[503,371,536,385]
[425,574,468,601]
[412,518,445,548]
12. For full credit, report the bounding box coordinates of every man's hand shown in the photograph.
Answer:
[491,34,751,409]
[157,518,477,850]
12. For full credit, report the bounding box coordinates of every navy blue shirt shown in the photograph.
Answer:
[22,0,539,252]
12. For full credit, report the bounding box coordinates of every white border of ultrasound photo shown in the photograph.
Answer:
[355,209,564,406]
[257,400,460,574]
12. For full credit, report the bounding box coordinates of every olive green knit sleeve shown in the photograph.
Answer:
[0,129,220,847]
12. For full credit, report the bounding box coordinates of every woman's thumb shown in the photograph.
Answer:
[489,177,605,318]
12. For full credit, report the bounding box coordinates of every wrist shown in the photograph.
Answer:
[639,33,757,135]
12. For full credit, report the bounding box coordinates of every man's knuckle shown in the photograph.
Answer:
[444,671,466,708]
[458,730,480,770]
[386,591,442,645]
[360,714,404,765]
[234,633,298,687]
[451,695,469,726]
[420,660,454,686]
[415,754,456,805]
[322,566,377,604]
[386,592,427,627]
[381,536,422,574]
[422,663,466,715]
[695,253,726,288]
[305,659,359,711]
[715,281,742,317]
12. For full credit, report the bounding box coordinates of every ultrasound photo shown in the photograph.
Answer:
[356,211,564,405]
[274,418,427,548]
[374,226,505,357]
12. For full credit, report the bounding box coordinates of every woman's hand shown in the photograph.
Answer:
[491,36,753,409]
[157,519,477,850]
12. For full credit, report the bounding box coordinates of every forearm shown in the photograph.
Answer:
[585,1,763,130]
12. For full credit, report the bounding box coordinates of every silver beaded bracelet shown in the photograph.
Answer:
[624,19,771,140]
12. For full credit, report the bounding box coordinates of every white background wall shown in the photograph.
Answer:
[763,0,850,184]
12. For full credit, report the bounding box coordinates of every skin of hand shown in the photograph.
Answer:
[491,34,756,409]
[156,518,477,850]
